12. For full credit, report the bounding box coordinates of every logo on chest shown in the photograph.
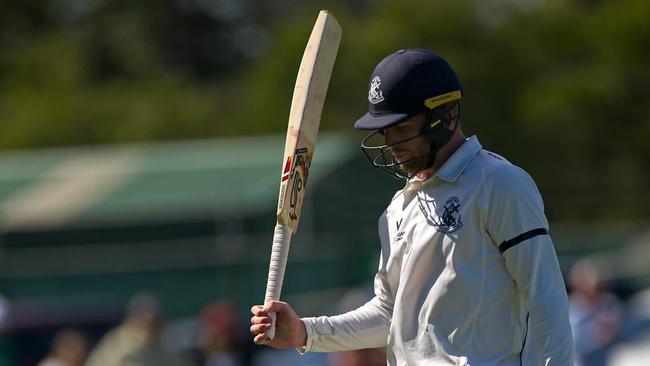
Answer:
[417,195,464,234]
[393,218,405,242]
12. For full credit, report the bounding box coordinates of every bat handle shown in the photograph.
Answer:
[263,223,292,339]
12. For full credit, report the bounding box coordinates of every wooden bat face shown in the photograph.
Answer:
[275,11,341,233]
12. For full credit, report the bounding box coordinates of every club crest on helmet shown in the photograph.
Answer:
[368,76,385,104]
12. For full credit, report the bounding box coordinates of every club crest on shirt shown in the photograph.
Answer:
[417,195,463,234]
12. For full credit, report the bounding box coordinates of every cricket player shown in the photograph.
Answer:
[251,49,574,365]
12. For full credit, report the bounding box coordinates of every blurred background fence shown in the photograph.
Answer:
[0,0,649,365]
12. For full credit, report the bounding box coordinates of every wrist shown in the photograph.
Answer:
[298,319,307,348]
[298,318,316,353]
[294,319,308,354]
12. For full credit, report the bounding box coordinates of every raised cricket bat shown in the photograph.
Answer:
[263,10,341,339]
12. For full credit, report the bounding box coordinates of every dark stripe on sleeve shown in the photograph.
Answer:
[499,228,548,254]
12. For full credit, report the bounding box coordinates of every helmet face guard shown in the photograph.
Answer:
[360,101,460,180]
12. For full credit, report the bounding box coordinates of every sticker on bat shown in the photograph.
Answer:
[281,156,292,182]
[289,147,312,221]
[277,155,293,214]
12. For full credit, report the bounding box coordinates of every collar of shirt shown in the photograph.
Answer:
[403,135,483,193]
[436,135,483,183]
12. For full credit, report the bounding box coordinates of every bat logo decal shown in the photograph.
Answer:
[289,147,312,221]
[281,156,292,182]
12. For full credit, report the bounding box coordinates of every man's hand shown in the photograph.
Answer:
[250,300,307,349]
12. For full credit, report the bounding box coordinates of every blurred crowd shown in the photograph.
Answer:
[35,292,246,366]
[27,290,385,366]
[6,258,648,366]
[568,259,650,366]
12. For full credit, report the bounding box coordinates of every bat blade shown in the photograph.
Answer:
[276,10,341,232]
[263,10,342,340]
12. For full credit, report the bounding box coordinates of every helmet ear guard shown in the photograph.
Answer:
[420,96,461,169]
[422,99,460,148]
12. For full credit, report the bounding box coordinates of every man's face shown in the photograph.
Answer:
[382,113,431,175]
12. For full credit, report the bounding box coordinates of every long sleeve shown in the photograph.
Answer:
[485,164,574,365]
[503,235,574,365]
[301,212,395,352]
[301,294,391,352]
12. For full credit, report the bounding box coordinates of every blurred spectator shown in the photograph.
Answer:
[568,259,623,366]
[608,288,650,365]
[85,291,188,366]
[196,301,244,366]
[37,328,88,366]
[328,348,385,366]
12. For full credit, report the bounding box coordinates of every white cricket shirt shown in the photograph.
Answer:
[301,136,574,365]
